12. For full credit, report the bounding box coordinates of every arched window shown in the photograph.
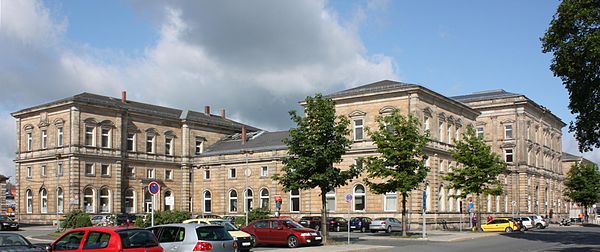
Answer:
[83,188,95,213]
[259,189,269,209]
[290,189,300,212]
[447,189,454,212]
[353,185,366,211]
[425,185,431,213]
[495,195,500,213]
[504,195,508,213]
[164,190,174,211]
[455,189,462,213]
[229,190,238,213]
[438,186,446,212]
[144,187,153,213]
[100,188,110,213]
[125,189,136,214]
[244,189,253,212]
[57,187,64,214]
[326,190,336,212]
[204,191,212,213]
[40,188,48,213]
[487,195,492,212]
[26,189,33,213]
[527,195,532,212]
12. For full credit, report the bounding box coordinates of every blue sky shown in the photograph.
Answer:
[0,0,595,178]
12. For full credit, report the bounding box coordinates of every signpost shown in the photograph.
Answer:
[148,181,160,227]
[345,194,352,245]
[422,190,427,238]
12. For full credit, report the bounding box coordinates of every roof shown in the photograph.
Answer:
[326,80,418,98]
[202,130,289,155]
[451,89,521,103]
[562,152,582,161]
[12,92,259,131]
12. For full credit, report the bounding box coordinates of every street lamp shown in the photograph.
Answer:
[241,150,254,226]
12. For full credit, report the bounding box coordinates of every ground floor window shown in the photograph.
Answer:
[83,188,95,213]
[100,188,110,213]
[204,191,212,213]
[26,190,32,213]
[57,187,64,214]
[353,185,365,211]
[40,188,48,213]
[144,188,153,213]
[260,189,269,209]
[326,190,336,212]
[229,190,238,212]
[384,192,397,212]
[164,190,174,211]
[125,189,136,214]
[290,189,300,212]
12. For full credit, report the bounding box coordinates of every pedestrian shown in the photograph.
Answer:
[471,215,477,227]
[487,215,493,223]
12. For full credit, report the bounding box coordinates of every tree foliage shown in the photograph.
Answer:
[136,210,192,228]
[443,127,507,231]
[363,110,429,237]
[564,162,600,221]
[63,209,92,229]
[272,93,361,242]
[542,0,600,152]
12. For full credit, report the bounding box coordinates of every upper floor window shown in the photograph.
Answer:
[424,116,430,131]
[165,169,173,180]
[476,127,484,139]
[504,124,513,139]
[41,165,46,177]
[100,164,110,176]
[57,127,63,147]
[195,137,204,155]
[229,168,237,179]
[100,128,110,148]
[165,137,174,156]
[127,133,135,152]
[353,119,364,141]
[261,166,268,177]
[85,126,95,146]
[27,132,32,151]
[41,130,47,149]
[438,120,444,142]
[455,128,460,142]
[504,149,514,163]
[85,163,94,175]
[447,125,452,144]
[146,168,155,179]
[146,134,155,153]
[527,125,531,140]
[126,166,135,179]
[57,163,62,176]
[26,166,32,178]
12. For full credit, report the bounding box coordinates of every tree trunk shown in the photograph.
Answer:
[583,205,588,224]
[402,193,408,237]
[321,190,328,244]
[476,193,482,232]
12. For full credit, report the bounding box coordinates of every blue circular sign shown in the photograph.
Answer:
[148,181,160,195]
[345,194,353,202]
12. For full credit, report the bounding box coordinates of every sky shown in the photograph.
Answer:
[0,0,597,180]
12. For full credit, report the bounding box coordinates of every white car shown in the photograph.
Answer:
[90,215,109,226]
[530,215,549,229]
[516,216,534,230]
[369,217,402,233]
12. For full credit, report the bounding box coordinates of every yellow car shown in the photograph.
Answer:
[481,217,520,232]
[183,218,254,252]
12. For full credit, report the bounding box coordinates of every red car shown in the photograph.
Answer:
[47,226,163,252]
[241,218,322,248]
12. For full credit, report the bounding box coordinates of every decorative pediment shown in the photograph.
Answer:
[38,120,49,128]
[475,121,487,126]
[501,142,516,148]
[145,128,158,135]
[500,119,515,124]
[99,120,115,128]
[23,124,34,132]
[447,115,455,124]
[438,112,446,121]
[379,106,396,115]
[164,130,177,138]
[455,118,463,127]
[423,107,433,116]
[348,110,367,118]
[127,122,139,132]
[53,118,65,126]
[83,118,97,125]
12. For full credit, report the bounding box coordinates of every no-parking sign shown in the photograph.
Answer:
[148,181,160,195]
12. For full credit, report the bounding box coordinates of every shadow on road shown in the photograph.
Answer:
[500,227,600,247]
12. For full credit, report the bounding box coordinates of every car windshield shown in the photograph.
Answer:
[196,226,233,241]
[374,218,387,221]
[209,221,239,231]
[0,216,13,222]
[118,230,159,248]
[0,234,30,247]
[282,220,304,229]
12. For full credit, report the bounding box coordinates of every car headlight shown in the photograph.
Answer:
[300,233,312,237]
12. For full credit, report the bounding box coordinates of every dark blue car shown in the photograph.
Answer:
[349,217,372,232]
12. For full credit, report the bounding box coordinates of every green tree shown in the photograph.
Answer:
[564,162,600,223]
[443,127,506,231]
[541,0,600,152]
[273,93,362,243]
[363,110,429,237]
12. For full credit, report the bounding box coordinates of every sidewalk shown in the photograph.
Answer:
[257,244,393,252]
[359,230,499,242]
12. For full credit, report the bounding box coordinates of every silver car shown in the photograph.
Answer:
[148,223,237,252]
[369,217,402,233]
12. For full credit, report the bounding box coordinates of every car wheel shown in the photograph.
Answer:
[505,227,513,233]
[336,225,341,232]
[287,236,299,248]
[385,226,392,233]
[361,226,366,233]
[536,223,543,229]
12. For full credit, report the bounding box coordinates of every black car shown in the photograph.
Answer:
[0,233,45,251]
[328,217,348,232]
[116,214,137,226]
[349,217,372,232]
[298,216,323,231]
[0,216,19,231]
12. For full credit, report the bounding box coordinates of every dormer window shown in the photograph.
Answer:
[195,137,204,155]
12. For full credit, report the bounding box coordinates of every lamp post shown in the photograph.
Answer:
[241,150,254,226]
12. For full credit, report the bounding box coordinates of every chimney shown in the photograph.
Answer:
[204,106,211,114]
[121,91,127,103]
[241,126,246,145]
[220,109,226,118]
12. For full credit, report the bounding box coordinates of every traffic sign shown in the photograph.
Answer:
[345,194,353,202]
[468,202,474,210]
[422,190,427,210]
[148,181,160,195]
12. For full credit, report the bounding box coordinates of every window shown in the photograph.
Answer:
[353,119,364,141]
[504,124,513,139]
[126,166,135,179]
[326,190,336,212]
[85,163,94,175]
[204,191,212,213]
[204,168,210,179]
[424,116,430,131]
[101,128,110,148]
[195,137,204,155]
[41,165,46,177]
[261,166,268,177]
[229,168,236,179]
[85,126,95,146]
[26,189,32,213]
[84,188,95,213]
[260,188,269,209]
[487,195,492,212]
[384,192,397,212]
[54,231,85,251]
[26,132,32,151]
[355,158,363,170]
[57,163,62,176]
[448,189,454,212]
[164,191,174,211]
[126,133,135,151]
[40,188,48,213]
[146,168,155,179]
[476,127,484,139]
[229,190,238,212]
[290,189,300,212]
[158,227,185,243]
[245,189,254,212]
[438,120,444,142]
[83,232,111,249]
[57,127,63,147]
[57,187,64,214]
[41,130,47,149]
[125,189,136,214]
[353,185,366,211]
[496,195,500,213]
[438,186,446,211]
[527,125,530,140]
[27,166,32,178]
[455,128,460,142]
[100,188,110,213]
[144,188,153,213]
[101,164,109,176]
[165,137,173,155]
[504,149,514,163]
[146,134,155,153]
[165,170,173,180]
[447,125,452,144]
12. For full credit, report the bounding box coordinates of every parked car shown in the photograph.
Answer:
[0,233,46,251]
[47,226,163,252]
[148,223,236,252]
[90,215,110,226]
[328,217,348,232]
[369,217,402,233]
[0,216,19,230]
[298,216,323,231]
[241,218,322,248]
[193,214,222,219]
[183,218,254,252]
[349,217,372,233]
[116,214,137,227]
[222,215,238,226]
[530,215,549,229]
[514,216,534,230]
[481,218,520,232]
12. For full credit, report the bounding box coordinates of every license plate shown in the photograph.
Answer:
[315,237,321,240]
[242,242,251,246]
[350,226,356,228]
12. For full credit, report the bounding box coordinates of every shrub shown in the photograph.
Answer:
[63,209,92,228]
[248,208,271,223]
[137,210,191,227]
